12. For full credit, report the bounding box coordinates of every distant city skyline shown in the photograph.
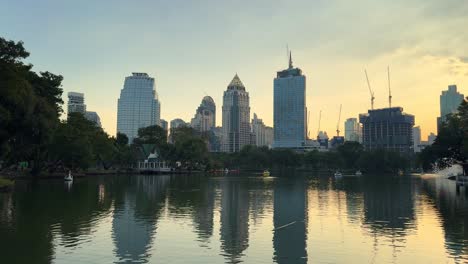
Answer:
[2,0,468,138]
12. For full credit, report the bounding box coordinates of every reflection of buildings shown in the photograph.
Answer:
[112,176,169,263]
[421,176,468,260]
[362,178,415,235]
[220,179,250,263]
[273,178,308,264]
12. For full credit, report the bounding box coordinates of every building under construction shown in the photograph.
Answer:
[359,107,414,153]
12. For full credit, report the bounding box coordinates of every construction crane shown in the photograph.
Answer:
[365,69,375,110]
[336,104,342,137]
[387,66,392,108]
[317,110,322,137]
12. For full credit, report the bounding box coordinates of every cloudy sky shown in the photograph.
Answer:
[2,0,468,138]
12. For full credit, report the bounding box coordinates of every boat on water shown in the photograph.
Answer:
[355,170,362,176]
[64,171,73,181]
[334,171,343,178]
[263,170,270,177]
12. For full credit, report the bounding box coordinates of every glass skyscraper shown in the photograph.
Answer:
[437,85,464,131]
[117,73,161,142]
[273,53,307,149]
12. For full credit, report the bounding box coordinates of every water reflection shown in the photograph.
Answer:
[112,175,169,263]
[0,173,467,263]
[273,176,308,264]
[219,178,250,263]
[420,175,468,262]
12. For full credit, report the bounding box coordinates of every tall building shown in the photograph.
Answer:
[221,74,251,153]
[191,96,216,132]
[437,85,464,131]
[170,118,187,130]
[251,113,273,147]
[273,52,307,149]
[428,132,436,145]
[117,73,161,142]
[359,107,415,153]
[67,92,86,115]
[68,92,102,127]
[160,119,168,131]
[344,118,361,142]
[413,126,422,152]
[84,111,102,127]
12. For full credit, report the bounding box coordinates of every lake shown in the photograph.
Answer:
[0,172,467,263]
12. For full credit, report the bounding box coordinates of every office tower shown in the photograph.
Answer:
[160,119,168,131]
[84,111,102,127]
[67,92,86,115]
[170,118,187,130]
[428,133,436,145]
[413,126,422,152]
[437,85,464,131]
[251,113,273,147]
[273,52,307,149]
[117,73,161,142]
[191,96,216,132]
[344,118,361,142]
[359,107,415,153]
[221,74,251,153]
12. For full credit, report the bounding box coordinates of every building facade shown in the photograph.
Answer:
[344,118,361,142]
[359,107,415,153]
[191,96,216,132]
[67,92,86,115]
[413,126,422,153]
[117,73,161,142]
[437,85,464,131]
[170,118,188,130]
[273,53,307,149]
[251,113,274,148]
[221,74,251,153]
[84,111,102,127]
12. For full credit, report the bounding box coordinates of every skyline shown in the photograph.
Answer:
[2,0,468,138]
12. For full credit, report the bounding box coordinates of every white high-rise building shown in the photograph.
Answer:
[251,113,273,148]
[117,73,161,142]
[273,52,307,149]
[344,118,361,142]
[67,92,86,115]
[413,126,422,152]
[191,96,216,132]
[222,74,251,153]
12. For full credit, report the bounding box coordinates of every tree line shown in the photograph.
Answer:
[418,98,468,171]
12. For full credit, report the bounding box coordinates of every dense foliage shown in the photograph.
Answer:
[210,141,410,173]
[418,98,468,170]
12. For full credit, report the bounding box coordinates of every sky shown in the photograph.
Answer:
[1,0,468,139]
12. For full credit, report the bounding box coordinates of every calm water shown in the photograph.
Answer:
[0,173,467,264]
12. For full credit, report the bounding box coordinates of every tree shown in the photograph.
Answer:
[337,141,364,169]
[0,37,63,176]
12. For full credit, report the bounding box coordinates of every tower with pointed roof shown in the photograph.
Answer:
[221,74,252,152]
[273,52,307,149]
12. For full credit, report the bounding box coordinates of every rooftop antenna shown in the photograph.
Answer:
[336,104,342,137]
[365,69,375,110]
[387,66,392,108]
[317,110,322,137]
